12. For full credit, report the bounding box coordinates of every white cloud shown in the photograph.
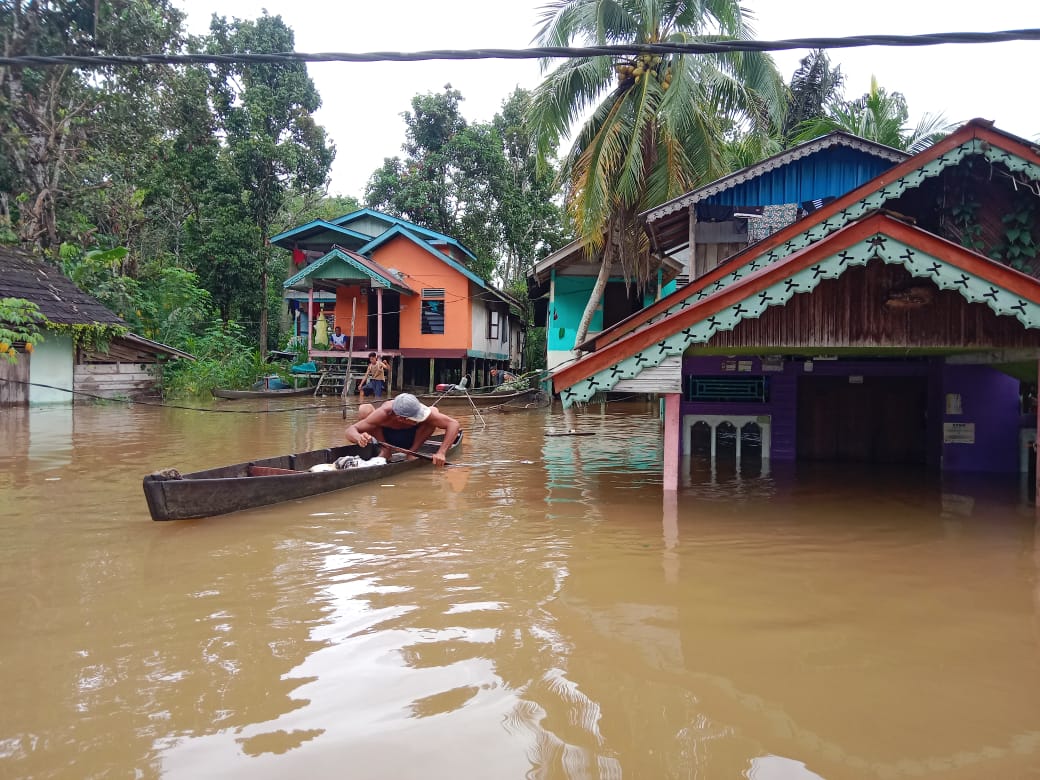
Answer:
[174,0,1039,198]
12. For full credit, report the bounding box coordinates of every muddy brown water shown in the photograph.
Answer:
[2,398,1040,779]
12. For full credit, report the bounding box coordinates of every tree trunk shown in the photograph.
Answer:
[259,241,269,358]
[573,248,611,350]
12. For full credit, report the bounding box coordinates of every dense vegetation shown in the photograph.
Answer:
[0,1,960,395]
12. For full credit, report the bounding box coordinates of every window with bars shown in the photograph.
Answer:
[684,375,769,403]
[421,298,445,334]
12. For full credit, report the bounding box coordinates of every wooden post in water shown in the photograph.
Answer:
[307,289,314,354]
[663,392,680,491]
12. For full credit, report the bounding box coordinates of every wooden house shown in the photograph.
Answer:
[273,209,522,392]
[0,247,193,406]
[551,120,1040,492]
[526,132,902,373]
[527,240,684,372]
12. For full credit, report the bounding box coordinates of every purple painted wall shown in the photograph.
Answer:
[940,364,1023,473]
[681,356,798,458]
[680,357,1023,473]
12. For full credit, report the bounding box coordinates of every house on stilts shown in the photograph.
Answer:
[551,119,1040,494]
[272,209,523,394]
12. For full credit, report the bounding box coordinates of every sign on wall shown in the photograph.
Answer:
[943,422,976,444]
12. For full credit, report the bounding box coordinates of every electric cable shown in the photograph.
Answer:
[1,29,1038,68]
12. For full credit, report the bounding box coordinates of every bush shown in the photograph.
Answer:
[160,320,269,397]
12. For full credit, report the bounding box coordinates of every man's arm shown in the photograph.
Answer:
[345,411,384,447]
[421,408,461,466]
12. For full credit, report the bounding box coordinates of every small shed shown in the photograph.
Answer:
[0,247,192,405]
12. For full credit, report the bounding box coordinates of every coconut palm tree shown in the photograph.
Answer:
[529,0,786,346]
[791,76,956,153]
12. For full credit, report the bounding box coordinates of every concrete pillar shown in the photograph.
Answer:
[663,392,680,491]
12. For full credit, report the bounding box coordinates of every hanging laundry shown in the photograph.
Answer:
[747,203,800,244]
[292,247,306,266]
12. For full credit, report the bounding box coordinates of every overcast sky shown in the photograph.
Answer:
[174,0,1039,199]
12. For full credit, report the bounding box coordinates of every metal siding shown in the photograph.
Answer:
[704,148,898,207]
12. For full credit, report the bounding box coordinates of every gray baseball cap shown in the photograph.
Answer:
[391,393,431,422]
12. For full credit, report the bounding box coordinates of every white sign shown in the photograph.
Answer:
[943,422,975,444]
[945,393,963,415]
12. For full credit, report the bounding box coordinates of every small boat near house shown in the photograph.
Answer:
[211,386,314,399]
[143,431,464,521]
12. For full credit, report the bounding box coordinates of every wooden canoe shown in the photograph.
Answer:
[211,386,314,399]
[416,387,543,409]
[143,431,464,521]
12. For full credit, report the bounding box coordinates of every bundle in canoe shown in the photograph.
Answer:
[143,431,463,521]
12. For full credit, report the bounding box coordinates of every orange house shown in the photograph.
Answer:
[276,210,522,392]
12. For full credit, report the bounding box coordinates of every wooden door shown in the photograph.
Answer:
[797,375,928,464]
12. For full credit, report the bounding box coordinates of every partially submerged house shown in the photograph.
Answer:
[527,240,683,372]
[273,209,522,391]
[551,120,1040,492]
[528,132,906,373]
[0,247,193,405]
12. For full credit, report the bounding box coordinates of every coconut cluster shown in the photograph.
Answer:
[614,53,673,90]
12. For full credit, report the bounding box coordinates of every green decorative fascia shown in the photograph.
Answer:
[636,140,1040,332]
[560,232,1040,406]
[283,249,394,290]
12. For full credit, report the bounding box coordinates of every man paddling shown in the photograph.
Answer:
[346,393,461,467]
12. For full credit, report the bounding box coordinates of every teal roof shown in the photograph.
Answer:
[283,248,415,294]
[269,220,371,250]
[333,208,477,261]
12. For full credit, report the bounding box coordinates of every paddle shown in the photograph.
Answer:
[379,441,458,466]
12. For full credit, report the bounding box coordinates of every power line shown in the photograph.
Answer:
[2,29,1039,68]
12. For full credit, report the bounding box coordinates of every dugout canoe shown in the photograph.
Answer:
[211,386,314,399]
[143,431,464,521]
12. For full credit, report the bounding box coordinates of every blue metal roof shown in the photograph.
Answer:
[703,146,902,208]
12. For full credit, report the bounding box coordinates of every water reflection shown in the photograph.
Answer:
[2,400,1040,779]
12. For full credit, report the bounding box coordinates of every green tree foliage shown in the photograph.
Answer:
[492,88,567,286]
[160,319,271,397]
[791,76,956,152]
[366,85,500,279]
[1,4,335,364]
[782,50,845,144]
[0,297,45,362]
[197,12,334,351]
[0,0,186,250]
[528,0,785,346]
[366,85,565,286]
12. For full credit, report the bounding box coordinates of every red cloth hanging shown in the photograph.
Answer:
[292,247,306,266]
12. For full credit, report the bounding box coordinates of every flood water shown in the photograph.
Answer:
[3,397,1040,779]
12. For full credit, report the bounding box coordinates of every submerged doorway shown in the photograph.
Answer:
[797,375,928,464]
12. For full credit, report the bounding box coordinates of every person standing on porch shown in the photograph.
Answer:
[359,352,389,399]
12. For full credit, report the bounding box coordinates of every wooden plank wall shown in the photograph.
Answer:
[75,362,158,399]
[708,259,1040,351]
[614,356,682,394]
[693,242,745,279]
[0,353,29,406]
